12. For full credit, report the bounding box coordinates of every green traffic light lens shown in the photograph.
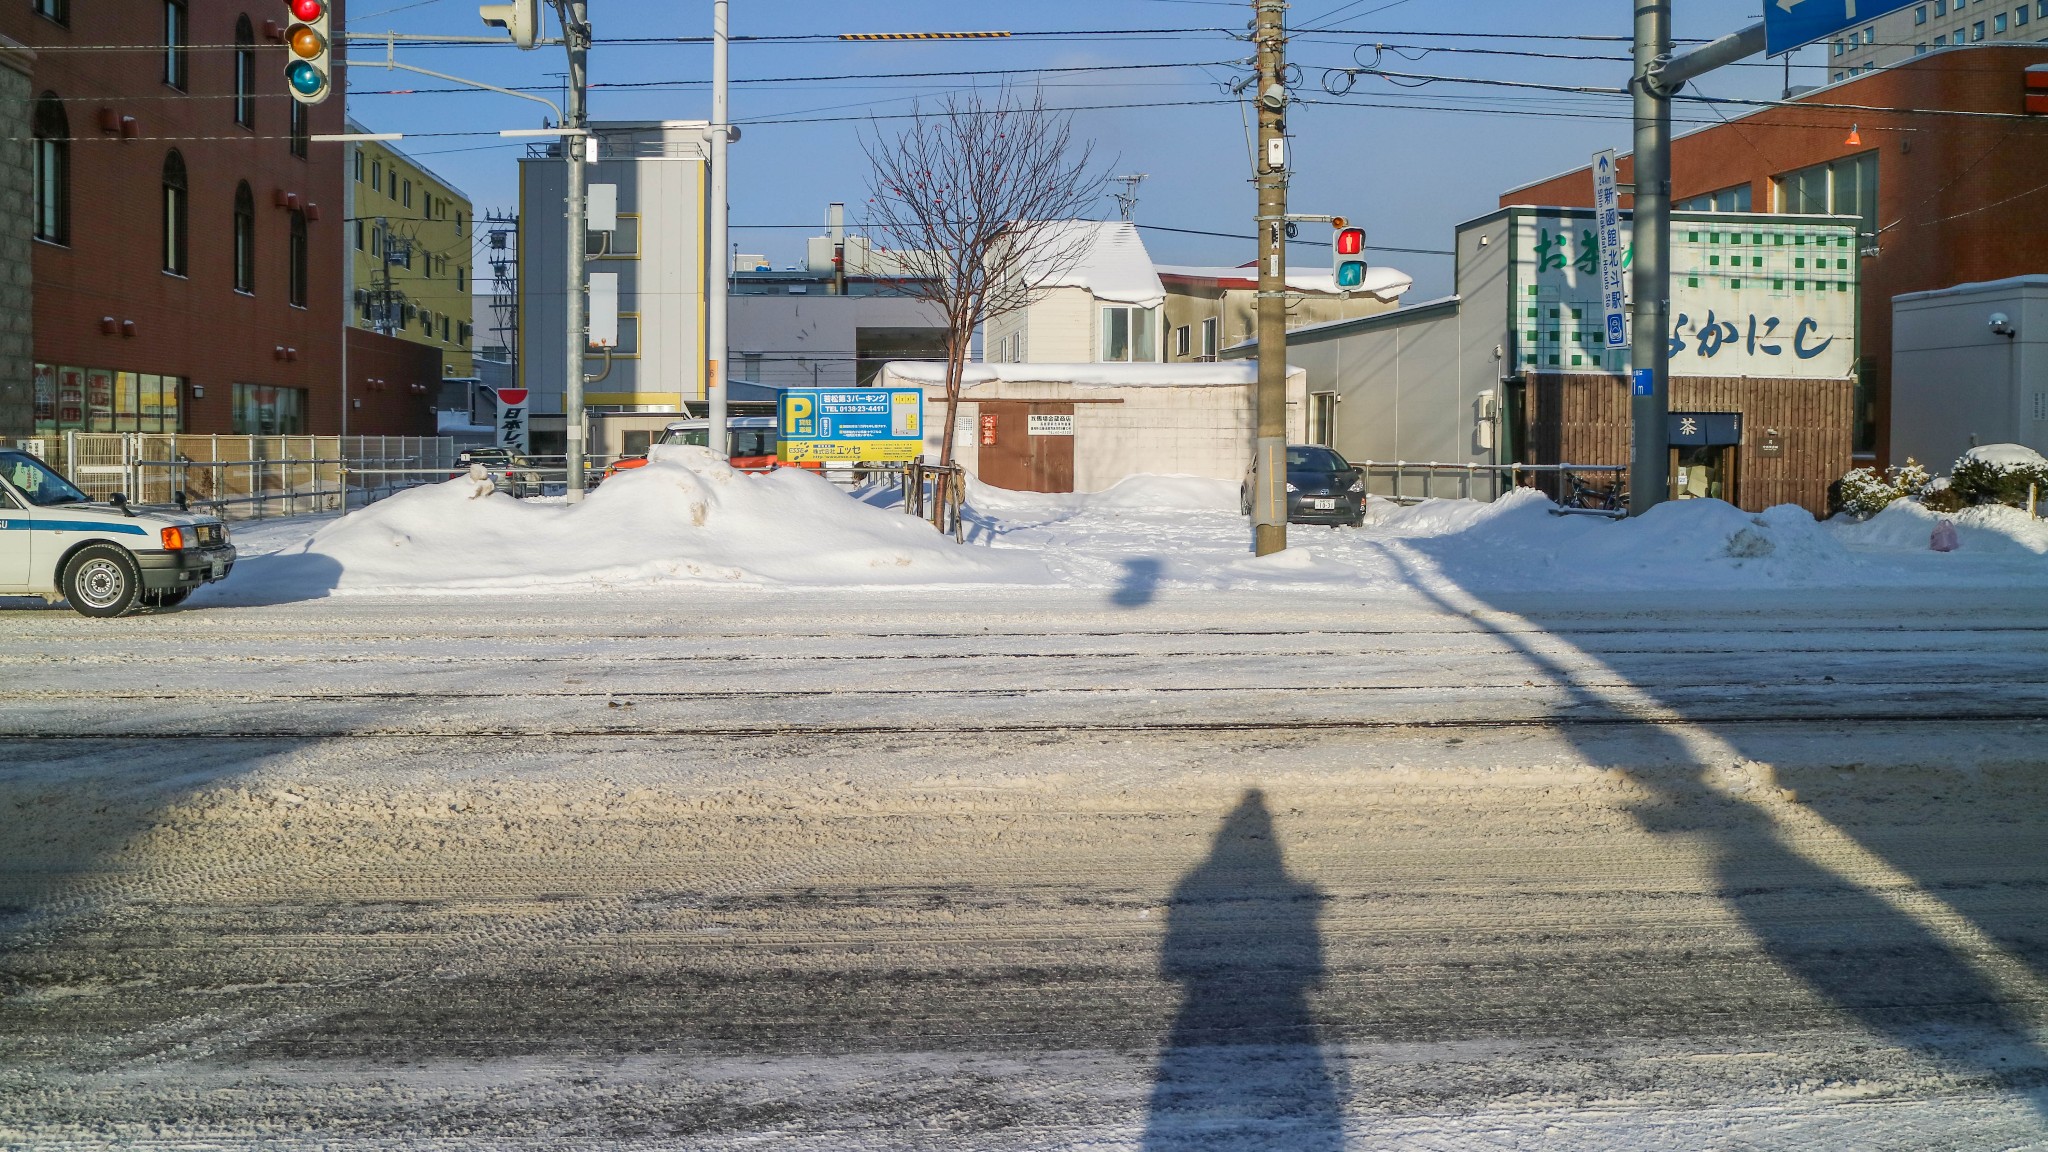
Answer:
[287,60,325,96]
[1336,263,1365,289]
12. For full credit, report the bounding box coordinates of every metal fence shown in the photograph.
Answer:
[56,433,464,520]
[1354,460,1630,516]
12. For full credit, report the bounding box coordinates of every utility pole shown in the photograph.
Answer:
[1250,0,1288,556]
[706,0,730,453]
[1628,0,1672,516]
[559,0,591,501]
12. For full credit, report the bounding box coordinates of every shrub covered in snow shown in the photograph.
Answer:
[1836,459,1932,519]
[1946,444,2048,510]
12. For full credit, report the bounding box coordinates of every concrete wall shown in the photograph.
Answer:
[986,286,1100,364]
[520,122,708,416]
[1892,278,2048,469]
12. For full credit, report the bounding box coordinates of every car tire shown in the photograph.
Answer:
[62,544,143,618]
[143,586,193,610]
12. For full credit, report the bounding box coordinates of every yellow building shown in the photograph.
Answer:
[345,121,475,378]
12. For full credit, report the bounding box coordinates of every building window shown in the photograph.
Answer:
[1098,305,1157,363]
[354,151,364,182]
[161,150,188,276]
[233,181,255,292]
[354,218,364,251]
[441,316,450,342]
[1676,183,1753,211]
[1995,11,2008,29]
[371,159,382,190]
[33,0,66,25]
[1863,24,1876,40]
[457,265,466,292]
[1915,42,1929,52]
[288,209,308,307]
[2020,6,2032,25]
[1200,317,1218,361]
[1832,38,1845,54]
[402,179,412,208]
[231,383,306,434]
[1833,71,1845,80]
[164,1,188,90]
[1775,151,1879,241]
[233,15,255,128]
[1174,324,1191,357]
[1937,0,1949,13]
[290,101,308,158]
[1915,3,1928,20]
[456,210,465,233]
[32,94,68,244]
[2039,0,2046,20]
[1309,393,1337,447]
[1972,19,1986,36]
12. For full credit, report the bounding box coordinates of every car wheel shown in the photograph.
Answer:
[143,586,193,610]
[62,544,143,618]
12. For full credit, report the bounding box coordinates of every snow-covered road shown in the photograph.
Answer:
[3,586,2046,1149]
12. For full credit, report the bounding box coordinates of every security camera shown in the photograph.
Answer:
[1990,312,2016,338]
[1259,82,1287,111]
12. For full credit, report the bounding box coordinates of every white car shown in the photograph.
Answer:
[0,448,236,617]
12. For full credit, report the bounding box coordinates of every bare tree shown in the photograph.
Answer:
[861,87,1111,468]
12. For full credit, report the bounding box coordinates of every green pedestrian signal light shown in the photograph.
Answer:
[285,0,331,105]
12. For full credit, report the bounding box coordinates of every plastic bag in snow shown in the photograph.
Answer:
[1930,519,1960,552]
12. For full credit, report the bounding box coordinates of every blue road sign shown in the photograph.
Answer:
[1632,368,1656,397]
[1765,0,1917,56]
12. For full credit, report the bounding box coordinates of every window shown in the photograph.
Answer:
[1916,42,1929,52]
[371,159,382,190]
[290,101,307,157]
[1863,24,1876,40]
[1098,305,1157,363]
[1833,71,1845,81]
[1309,393,1338,447]
[231,384,306,435]
[441,316,450,342]
[161,150,188,276]
[456,210,465,234]
[457,265,466,292]
[233,16,255,128]
[1833,38,1845,54]
[233,182,255,292]
[1937,0,1948,13]
[353,218,364,251]
[1200,317,1219,360]
[1677,183,1753,211]
[32,94,68,244]
[1972,19,1986,37]
[1995,11,2008,30]
[354,151,364,182]
[2039,0,2046,20]
[1174,324,1191,357]
[402,179,412,208]
[1915,3,1928,20]
[33,0,66,25]
[1775,151,1879,241]
[164,1,188,89]
[2019,6,2031,26]
[288,209,308,307]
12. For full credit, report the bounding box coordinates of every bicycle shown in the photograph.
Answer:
[1562,470,1628,513]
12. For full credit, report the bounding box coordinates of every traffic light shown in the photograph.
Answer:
[479,0,542,49]
[283,0,331,105]
[1332,221,1367,290]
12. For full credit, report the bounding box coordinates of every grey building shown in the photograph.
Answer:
[730,272,947,391]
[1833,1,2046,75]
[1892,276,2048,468]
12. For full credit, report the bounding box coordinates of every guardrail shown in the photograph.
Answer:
[1354,460,1629,517]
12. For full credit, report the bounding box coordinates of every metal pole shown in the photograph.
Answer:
[1250,0,1288,555]
[706,0,730,454]
[1629,0,1672,515]
[561,0,590,502]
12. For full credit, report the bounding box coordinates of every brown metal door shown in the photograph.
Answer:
[975,401,1074,493]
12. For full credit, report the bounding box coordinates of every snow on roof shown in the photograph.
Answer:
[1154,263,1413,302]
[882,360,1286,388]
[1220,294,1463,353]
[1017,221,1165,307]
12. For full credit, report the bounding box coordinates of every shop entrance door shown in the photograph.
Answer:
[975,401,1075,493]
[1670,444,1738,503]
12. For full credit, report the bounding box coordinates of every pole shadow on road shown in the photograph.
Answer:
[1383,548,2048,1120]
[1114,558,1164,609]
[1143,788,1344,1150]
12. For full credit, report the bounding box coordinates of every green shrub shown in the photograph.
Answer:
[1948,455,2048,509]
[1835,458,1933,519]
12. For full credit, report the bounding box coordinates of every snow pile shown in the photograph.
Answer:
[969,472,1238,515]
[1961,442,2047,470]
[1833,499,2048,556]
[1014,220,1164,305]
[214,447,1047,599]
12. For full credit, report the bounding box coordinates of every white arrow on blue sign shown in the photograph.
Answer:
[1765,0,1918,55]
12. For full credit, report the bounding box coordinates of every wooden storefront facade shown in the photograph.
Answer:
[1518,372,1854,514]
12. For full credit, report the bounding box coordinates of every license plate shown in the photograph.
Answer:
[1312,498,1336,510]
[209,560,226,580]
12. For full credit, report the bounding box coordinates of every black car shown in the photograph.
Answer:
[1241,445,1367,526]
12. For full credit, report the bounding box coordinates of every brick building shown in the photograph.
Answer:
[1503,45,2048,467]
[2,0,438,442]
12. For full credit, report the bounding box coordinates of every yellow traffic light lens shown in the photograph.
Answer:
[290,26,324,58]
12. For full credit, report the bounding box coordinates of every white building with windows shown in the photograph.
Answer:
[984,221,1167,365]
[1832,0,2045,75]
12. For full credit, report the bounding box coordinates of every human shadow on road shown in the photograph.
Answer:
[1113,558,1164,608]
[1143,789,1343,1150]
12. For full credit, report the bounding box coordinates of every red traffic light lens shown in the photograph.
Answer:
[291,0,325,20]
[1335,228,1364,256]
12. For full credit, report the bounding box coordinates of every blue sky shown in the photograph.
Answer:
[346,0,1834,298]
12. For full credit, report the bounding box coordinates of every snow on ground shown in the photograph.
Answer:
[194,464,2047,605]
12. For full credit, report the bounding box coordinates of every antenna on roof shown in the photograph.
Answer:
[1111,174,1148,222]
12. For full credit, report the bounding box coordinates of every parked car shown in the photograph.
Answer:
[1241,445,1367,527]
[456,446,546,498]
[604,416,820,478]
[0,448,236,617]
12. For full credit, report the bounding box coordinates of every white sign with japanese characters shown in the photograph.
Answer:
[1514,209,1857,380]
[1591,151,1628,349]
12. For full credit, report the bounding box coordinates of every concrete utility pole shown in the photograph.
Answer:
[559,0,592,501]
[706,0,730,453]
[1628,0,1672,516]
[1250,0,1288,556]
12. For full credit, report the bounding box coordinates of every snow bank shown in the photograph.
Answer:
[1833,499,2048,556]
[1961,443,2047,470]
[214,447,1047,599]
[969,473,1238,515]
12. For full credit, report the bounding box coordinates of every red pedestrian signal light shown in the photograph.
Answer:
[284,0,331,105]
[1333,225,1367,290]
